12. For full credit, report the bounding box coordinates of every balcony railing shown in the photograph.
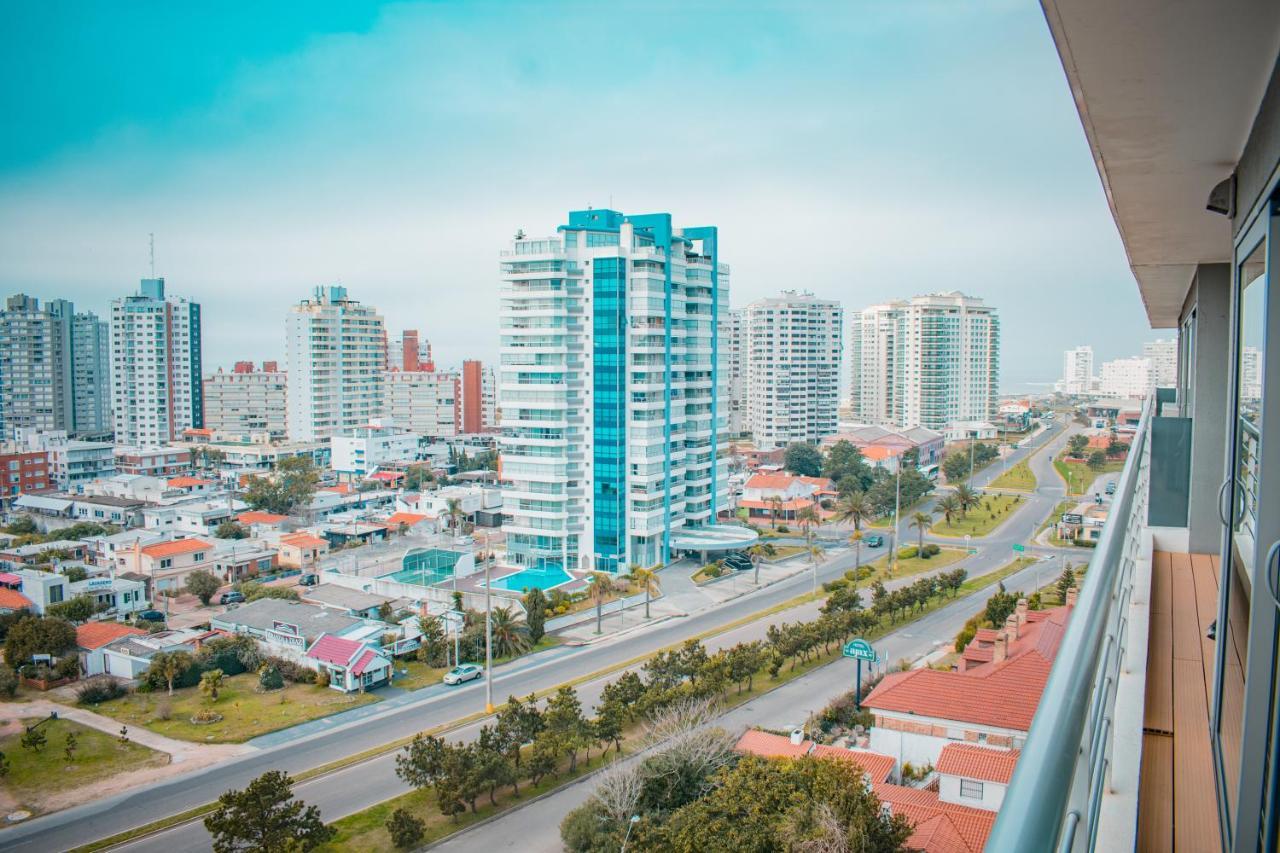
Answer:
[987,401,1152,852]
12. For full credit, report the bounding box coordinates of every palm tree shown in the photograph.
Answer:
[489,606,531,658]
[797,505,820,544]
[954,484,978,518]
[445,498,464,538]
[936,494,962,526]
[848,529,864,587]
[832,490,873,532]
[747,542,777,585]
[629,565,659,619]
[768,495,784,529]
[910,511,933,552]
[588,572,614,635]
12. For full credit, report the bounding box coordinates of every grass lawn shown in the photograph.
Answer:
[930,493,1024,537]
[1054,451,1125,496]
[84,672,379,743]
[989,461,1036,491]
[390,660,450,691]
[862,546,968,581]
[0,718,167,814]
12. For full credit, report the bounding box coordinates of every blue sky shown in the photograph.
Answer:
[0,1,1160,389]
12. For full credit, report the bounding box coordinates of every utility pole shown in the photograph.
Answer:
[891,463,901,575]
[481,532,494,713]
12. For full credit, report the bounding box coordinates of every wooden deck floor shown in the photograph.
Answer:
[1137,551,1228,852]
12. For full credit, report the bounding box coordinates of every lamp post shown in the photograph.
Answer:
[479,531,494,714]
[621,814,640,852]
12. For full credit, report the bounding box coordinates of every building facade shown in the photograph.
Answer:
[723,309,747,437]
[330,420,421,479]
[285,286,386,442]
[1098,355,1152,398]
[460,360,495,433]
[0,295,76,436]
[71,312,110,435]
[1141,337,1177,388]
[382,369,459,438]
[848,292,1000,431]
[499,209,730,572]
[110,278,204,447]
[203,363,288,438]
[1058,345,1095,396]
[743,291,843,449]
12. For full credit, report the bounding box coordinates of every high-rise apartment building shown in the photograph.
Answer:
[387,330,434,373]
[285,286,386,442]
[848,291,1000,431]
[499,209,729,572]
[723,309,747,437]
[743,291,843,449]
[204,363,288,438]
[1058,345,1095,396]
[109,279,203,448]
[0,294,75,436]
[382,369,459,437]
[72,312,110,435]
[1098,356,1152,398]
[460,360,495,433]
[1141,338,1177,388]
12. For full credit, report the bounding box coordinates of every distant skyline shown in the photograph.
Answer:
[0,1,1162,388]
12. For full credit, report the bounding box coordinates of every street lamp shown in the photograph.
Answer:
[621,814,640,852]
[478,531,494,714]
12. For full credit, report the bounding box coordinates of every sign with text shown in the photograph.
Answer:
[1012,543,1026,553]
[842,638,876,661]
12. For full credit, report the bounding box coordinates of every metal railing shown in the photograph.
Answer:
[987,401,1153,852]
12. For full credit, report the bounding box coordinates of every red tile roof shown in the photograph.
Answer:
[306,633,363,666]
[874,783,996,852]
[738,498,816,512]
[350,648,384,675]
[744,473,836,492]
[280,532,327,549]
[166,476,212,488]
[862,445,905,462]
[384,512,427,528]
[237,511,289,525]
[366,471,404,482]
[0,588,33,611]
[936,743,1020,784]
[810,744,896,783]
[140,538,212,558]
[76,622,146,650]
[734,729,811,758]
[320,484,355,494]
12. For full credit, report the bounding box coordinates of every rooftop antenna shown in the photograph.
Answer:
[149,233,155,278]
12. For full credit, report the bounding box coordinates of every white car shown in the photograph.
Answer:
[442,664,483,685]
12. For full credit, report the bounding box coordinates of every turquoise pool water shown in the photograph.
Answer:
[488,565,573,592]
[388,548,462,587]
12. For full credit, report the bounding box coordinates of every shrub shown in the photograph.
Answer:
[259,665,285,691]
[76,676,127,704]
[386,808,425,849]
[262,656,315,684]
[703,564,722,579]
[777,524,791,533]
[0,664,17,698]
[198,635,262,676]
[898,546,918,560]
[922,543,941,557]
[54,655,80,680]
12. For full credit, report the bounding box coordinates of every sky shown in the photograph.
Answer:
[0,0,1163,391]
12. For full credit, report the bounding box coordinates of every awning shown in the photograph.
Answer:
[13,495,73,513]
[0,572,21,586]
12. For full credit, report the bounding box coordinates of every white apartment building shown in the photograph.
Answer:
[285,286,386,442]
[330,420,421,479]
[744,291,843,449]
[849,292,1000,431]
[723,309,747,437]
[204,365,288,439]
[1098,356,1153,398]
[499,209,731,572]
[382,369,459,438]
[16,429,116,491]
[110,278,204,448]
[1141,338,1177,388]
[1058,345,1095,396]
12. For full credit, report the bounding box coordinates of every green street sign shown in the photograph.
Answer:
[1012,543,1026,552]
[842,638,876,661]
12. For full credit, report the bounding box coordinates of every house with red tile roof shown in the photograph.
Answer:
[76,622,146,676]
[306,632,392,693]
[739,473,837,521]
[0,587,33,614]
[875,782,997,852]
[276,532,329,570]
[236,510,290,529]
[118,537,218,590]
[935,743,1020,811]
[734,730,896,784]
[864,599,1073,771]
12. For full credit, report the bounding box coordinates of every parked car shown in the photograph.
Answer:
[722,552,752,572]
[136,610,165,623]
[442,664,483,685]
[219,591,246,605]
[1105,481,1117,495]
[863,534,885,548]
[298,573,319,586]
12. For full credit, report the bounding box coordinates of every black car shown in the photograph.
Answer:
[219,591,246,605]
[722,552,753,572]
[298,574,319,587]
[136,609,165,623]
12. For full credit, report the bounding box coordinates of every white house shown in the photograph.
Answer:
[305,633,392,692]
[69,572,149,615]
[935,742,1018,811]
[942,421,1000,442]
[75,622,148,676]
[330,420,421,481]
[100,629,204,680]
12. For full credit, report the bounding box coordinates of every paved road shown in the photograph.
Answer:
[0,418,1079,852]
[433,556,1058,852]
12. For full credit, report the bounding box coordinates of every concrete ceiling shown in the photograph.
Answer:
[1041,0,1280,327]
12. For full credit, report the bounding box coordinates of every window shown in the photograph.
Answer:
[959,779,984,799]
[49,584,64,604]
[160,558,173,569]
[193,553,205,561]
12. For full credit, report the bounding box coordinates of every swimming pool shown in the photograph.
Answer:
[387,547,463,587]
[487,565,574,592]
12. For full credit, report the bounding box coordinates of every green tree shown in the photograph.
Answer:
[385,808,425,850]
[241,456,319,515]
[909,511,933,552]
[61,565,89,583]
[3,517,37,536]
[831,490,873,531]
[1068,434,1089,457]
[953,484,978,517]
[942,451,971,483]
[594,700,625,755]
[215,521,249,540]
[148,650,195,696]
[936,494,961,525]
[523,587,548,644]
[259,665,285,691]
[768,495,784,528]
[1056,565,1076,603]
[822,441,874,492]
[200,668,225,703]
[445,498,465,537]
[204,770,334,852]
[185,570,222,605]
[783,442,823,478]
[545,686,590,772]
[20,728,46,753]
[46,595,99,623]
[3,615,77,667]
[746,542,776,585]
[629,565,658,619]
[588,573,614,635]
[489,606,531,658]
[985,584,1019,629]
[63,730,78,763]
[1087,450,1107,470]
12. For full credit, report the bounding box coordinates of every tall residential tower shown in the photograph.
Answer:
[109,279,203,447]
[499,209,730,572]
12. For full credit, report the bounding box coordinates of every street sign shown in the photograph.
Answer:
[1012,543,1026,552]
[843,638,876,661]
